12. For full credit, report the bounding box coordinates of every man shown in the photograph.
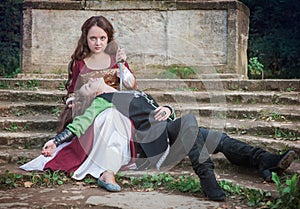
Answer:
[43,87,295,201]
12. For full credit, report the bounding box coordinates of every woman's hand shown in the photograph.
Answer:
[154,106,171,121]
[41,140,56,157]
[116,47,127,64]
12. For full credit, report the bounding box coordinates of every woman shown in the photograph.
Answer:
[20,16,140,192]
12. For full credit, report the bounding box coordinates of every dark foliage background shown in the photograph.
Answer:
[240,0,300,78]
[0,0,299,78]
[0,0,22,77]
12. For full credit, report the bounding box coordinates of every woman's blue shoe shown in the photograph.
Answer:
[97,178,121,192]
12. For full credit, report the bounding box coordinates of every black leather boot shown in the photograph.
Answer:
[197,159,226,201]
[52,129,75,147]
[258,150,295,182]
[201,128,296,182]
[188,130,226,201]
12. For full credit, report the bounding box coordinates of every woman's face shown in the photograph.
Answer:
[87,25,108,54]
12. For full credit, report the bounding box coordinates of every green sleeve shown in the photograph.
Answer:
[67,97,114,137]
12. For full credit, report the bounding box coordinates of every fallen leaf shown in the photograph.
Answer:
[145,188,153,192]
[24,181,33,188]
[122,179,129,184]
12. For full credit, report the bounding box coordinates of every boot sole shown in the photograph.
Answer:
[207,195,226,202]
[277,150,296,170]
[262,150,296,182]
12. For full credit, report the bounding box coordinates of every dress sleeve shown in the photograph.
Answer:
[122,64,138,90]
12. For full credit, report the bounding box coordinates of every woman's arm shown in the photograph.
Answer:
[121,64,138,90]
[66,60,82,95]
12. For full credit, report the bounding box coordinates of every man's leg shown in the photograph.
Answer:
[187,129,226,201]
[200,128,295,181]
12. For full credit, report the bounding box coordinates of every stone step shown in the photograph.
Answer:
[1,89,299,106]
[16,73,68,79]
[0,146,41,165]
[15,73,242,80]
[199,74,242,79]
[1,148,299,184]
[0,101,64,117]
[0,89,65,103]
[0,116,58,133]
[0,131,54,149]
[0,114,298,136]
[0,78,66,91]
[1,100,299,122]
[1,132,298,158]
[142,154,300,185]
[233,134,300,159]
[2,77,300,92]
[138,79,300,92]
[170,103,300,122]
[1,156,299,204]
[124,154,300,198]
[212,152,300,177]
[0,116,299,152]
[148,91,300,105]
[198,117,300,140]
[1,134,299,194]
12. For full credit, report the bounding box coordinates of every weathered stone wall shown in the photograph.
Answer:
[22,0,249,78]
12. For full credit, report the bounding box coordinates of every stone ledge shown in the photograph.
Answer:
[23,0,84,10]
[23,0,249,14]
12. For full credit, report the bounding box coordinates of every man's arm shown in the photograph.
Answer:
[67,97,114,137]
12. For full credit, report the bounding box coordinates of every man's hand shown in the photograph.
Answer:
[154,106,171,121]
[41,140,56,157]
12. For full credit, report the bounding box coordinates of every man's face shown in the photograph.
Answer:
[79,77,105,97]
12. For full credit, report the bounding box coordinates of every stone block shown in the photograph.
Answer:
[22,0,249,78]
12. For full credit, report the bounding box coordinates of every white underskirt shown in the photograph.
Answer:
[20,108,132,180]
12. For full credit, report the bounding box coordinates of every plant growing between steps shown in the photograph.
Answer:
[0,170,23,189]
[0,81,10,89]
[283,87,296,92]
[3,122,30,132]
[15,80,40,90]
[175,87,199,91]
[0,80,40,90]
[51,107,63,116]
[248,57,264,79]
[268,172,300,209]
[58,82,66,91]
[159,65,197,79]
[219,180,267,207]
[274,128,300,141]
[272,93,281,105]
[3,122,18,132]
[260,111,286,122]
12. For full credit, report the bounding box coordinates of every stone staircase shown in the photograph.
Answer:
[0,74,299,192]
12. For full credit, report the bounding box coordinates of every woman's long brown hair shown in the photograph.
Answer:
[56,106,73,133]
